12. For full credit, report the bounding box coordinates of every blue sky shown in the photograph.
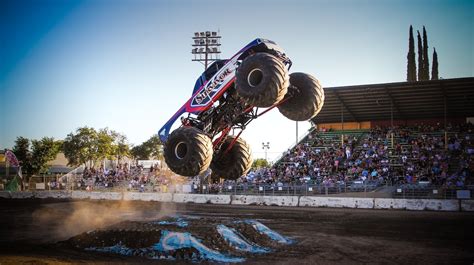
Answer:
[1,0,473,161]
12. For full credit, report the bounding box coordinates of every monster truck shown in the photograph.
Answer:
[158,38,324,180]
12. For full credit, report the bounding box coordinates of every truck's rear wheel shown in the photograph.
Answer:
[278,72,324,121]
[235,53,289,108]
[164,127,213,176]
[211,136,252,180]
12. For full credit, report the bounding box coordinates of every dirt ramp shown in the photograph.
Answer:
[60,216,294,262]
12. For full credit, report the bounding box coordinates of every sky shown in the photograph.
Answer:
[0,0,473,161]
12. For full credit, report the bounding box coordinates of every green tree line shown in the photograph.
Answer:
[11,126,163,179]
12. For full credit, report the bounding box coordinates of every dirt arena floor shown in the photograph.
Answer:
[0,198,473,265]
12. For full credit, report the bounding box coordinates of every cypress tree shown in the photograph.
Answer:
[407,25,417,82]
[432,48,439,80]
[417,30,423,81]
[422,26,430,80]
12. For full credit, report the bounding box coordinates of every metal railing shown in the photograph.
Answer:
[212,182,380,196]
[193,182,473,199]
[392,185,474,199]
[5,176,473,200]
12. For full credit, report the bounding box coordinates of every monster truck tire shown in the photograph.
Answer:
[210,136,252,180]
[164,127,213,177]
[278,72,324,121]
[235,52,289,108]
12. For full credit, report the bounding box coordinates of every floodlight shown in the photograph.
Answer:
[191,30,222,70]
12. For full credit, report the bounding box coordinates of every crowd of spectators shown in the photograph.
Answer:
[57,123,473,192]
[237,123,473,188]
[76,163,172,191]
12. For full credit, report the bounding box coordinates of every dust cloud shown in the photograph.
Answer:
[31,198,178,241]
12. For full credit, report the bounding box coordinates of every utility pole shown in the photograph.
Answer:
[191,31,221,70]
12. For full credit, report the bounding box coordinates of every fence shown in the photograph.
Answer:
[4,173,473,200]
[212,182,379,196]
[392,184,474,199]
[197,183,471,199]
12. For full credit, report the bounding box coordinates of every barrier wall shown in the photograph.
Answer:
[300,196,374,209]
[33,191,70,199]
[461,200,474,212]
[123,192,173,202]
[10,191,34,199]
[0,191,470,212]
[231,195,298,206]
[0,191,12,199]
[173,194,231,204]
[374,198,459,211]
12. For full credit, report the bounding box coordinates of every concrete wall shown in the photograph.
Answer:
[33,191,70,199]
[0,191,470,212]
[461,200,474,212]
[123,192,172,202]
[231,195,298,206]
[374,198,459,211]
[0,191,11,199]
[300,196,374,209]
[173,194,231,204]
[10,191,34,199]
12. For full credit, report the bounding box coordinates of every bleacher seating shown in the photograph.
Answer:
[244,124,473,189]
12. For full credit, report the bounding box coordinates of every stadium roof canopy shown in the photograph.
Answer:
[312,77,474,124]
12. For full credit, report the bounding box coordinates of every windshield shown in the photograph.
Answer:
[192,60,227,95]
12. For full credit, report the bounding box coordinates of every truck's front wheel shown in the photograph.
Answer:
[235,53,289,108]
[164,127,213,176]
[211,136,252,180]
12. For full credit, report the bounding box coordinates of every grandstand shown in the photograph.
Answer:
[264,77,474,198]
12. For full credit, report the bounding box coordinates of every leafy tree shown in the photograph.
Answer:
[252,158,269,169]
[63,127,99,167]
[406,25,417,82]
[30,137,62,174]
[417,30,424,81]
[96,128,115,162]
[131,144,149,160]
[12,136,32,175]
[145,135,163,159]
[112,131,130,163]
[130,135,163,160]
[432,48,439,80]
[422,26,430,80]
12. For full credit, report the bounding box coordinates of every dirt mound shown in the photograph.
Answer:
[59,216,293,262]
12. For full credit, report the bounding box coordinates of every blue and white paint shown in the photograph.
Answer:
[216,224,270,253]
[82,218,293,262]
[241,220,294,244]
[153,230,244,263]
[154,217,189,228]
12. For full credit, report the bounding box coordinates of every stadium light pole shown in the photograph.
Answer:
[262,142,270,161]
[295,121,298,146]
[191,31,222,70]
